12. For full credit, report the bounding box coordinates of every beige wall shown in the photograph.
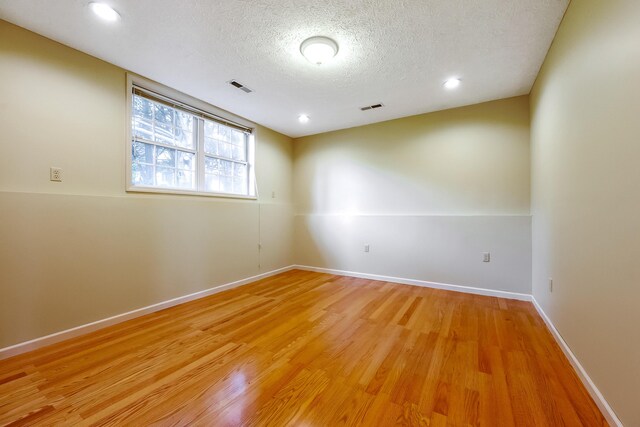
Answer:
[0,20,294,348]
[293,97,532,293]
[295,97,530,216]
[530,1,640,424]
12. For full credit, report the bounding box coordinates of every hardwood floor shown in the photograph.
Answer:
[0,270,606,426]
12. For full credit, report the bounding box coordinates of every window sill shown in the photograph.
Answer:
[126,185,257,200]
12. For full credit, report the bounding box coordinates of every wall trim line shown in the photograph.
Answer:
[0,265,295,361]
[531,297,622,427]
[294,265,532,301]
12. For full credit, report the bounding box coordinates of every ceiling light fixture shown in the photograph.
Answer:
[443,78,461,89]
[300,36,339,65]
[89,2,120,22]
[298,114,310,123]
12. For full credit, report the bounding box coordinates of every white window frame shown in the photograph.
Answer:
[126,74,258,199]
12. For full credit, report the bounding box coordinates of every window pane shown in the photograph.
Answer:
[232,142,246,161]
[156,147,176,167]
[205,156,239,193]
[204,121,216,138]
[132,117,153,141]
[205,157,221,174]
[131,95,196,149]
[233,177,247,194]
[234,163,247,179]
[176,111,193,131]
[222,159,233,176]
[231,129,244,144]
[219,142,232,159]
[132,95,153,121]
[155,166,175,187]
[205,174,220,192]
[204,137,219,156]
[175,128,193,149]
[233,163,247,194]
[154,128,175,146]
[177,151,195,171]
[220,175,233,193]
[133,95,196,148]
[217,125,231,142]
[175,111,194,149]
[132,163,154,186]
[132,142,154,164]
[204,121,231,142]
[155,104,174,131]
[176,170,195,190]
[204,120,245,160]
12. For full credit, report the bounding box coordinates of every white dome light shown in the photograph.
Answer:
[89,2,120,22]
[300,37,339,65]
[298,114,310,123]
[443,78,461,89]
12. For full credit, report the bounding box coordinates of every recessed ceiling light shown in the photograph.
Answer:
[89,2,120,22]
[443,78,461,89]
[300,37,339,65]
[298,114,310,123]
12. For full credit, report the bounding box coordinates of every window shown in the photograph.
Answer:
[128,82,256,198]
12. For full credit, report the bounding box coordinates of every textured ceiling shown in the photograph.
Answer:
[0,0,568,138]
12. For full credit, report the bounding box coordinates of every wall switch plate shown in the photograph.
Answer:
[364,244,370,253]
[50,167,63,182]
[483,252,490,262]
[549,278,553,292]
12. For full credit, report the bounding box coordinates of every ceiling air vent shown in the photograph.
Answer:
[360,103,384,111]
[229,80,253,93]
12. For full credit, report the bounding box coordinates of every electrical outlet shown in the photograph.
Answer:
[364,244,370,253]
[50,167,63,182]
[271,191,276,198]
[483,252,490,262]
[549,278,553,292]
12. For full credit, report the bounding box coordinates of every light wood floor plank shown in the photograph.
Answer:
[0,270,607,426]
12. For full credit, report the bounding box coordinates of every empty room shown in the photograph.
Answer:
[0,0,638,425]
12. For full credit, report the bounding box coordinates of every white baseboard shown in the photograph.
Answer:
[531,298,622,427]
[294,265,531,301]
[0,265,295,361]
